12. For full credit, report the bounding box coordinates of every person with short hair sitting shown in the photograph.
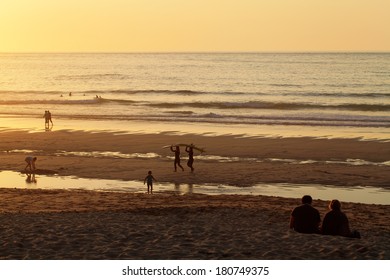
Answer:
[290,195,321,234]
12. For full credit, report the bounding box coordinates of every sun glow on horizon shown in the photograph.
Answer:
[0,0,389,52]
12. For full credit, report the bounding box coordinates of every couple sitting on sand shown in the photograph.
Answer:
[290,195,361,238]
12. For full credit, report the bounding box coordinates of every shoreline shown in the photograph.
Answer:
[1,115,390,141]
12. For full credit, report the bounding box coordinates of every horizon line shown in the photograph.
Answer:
[1,50,390,54]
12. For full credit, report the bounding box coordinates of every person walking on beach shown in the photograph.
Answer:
[43,111,49,127]
[144,171,157,194]
[321,199,360,238]
[290,195,321,234]
[24,156,37,172]
[170,145,184,172]
[186,145,195,172]
[47,110,53,125]
[43,110,53,128]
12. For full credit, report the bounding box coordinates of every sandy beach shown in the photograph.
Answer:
[1,129,389,187]
[0,189,389,260]
[0,129,389,259]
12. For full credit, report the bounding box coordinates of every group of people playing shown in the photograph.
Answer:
[23,142,195,195]
[143,144,196,194]
[170,145,195,172]
[290,195,360,238]
[22,154,363,239]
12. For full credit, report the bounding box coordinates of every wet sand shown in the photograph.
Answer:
[0,129,389,259]
[0,129,389,188]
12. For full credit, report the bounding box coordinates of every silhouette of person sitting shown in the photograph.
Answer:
[290,195,321,233]
[321,199,360,238]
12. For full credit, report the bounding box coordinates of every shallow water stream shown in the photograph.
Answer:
[0,170,388,205]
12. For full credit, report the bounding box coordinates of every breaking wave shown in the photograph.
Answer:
[1,97,389,112]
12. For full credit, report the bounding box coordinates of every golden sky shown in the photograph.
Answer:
[0,0,389,52]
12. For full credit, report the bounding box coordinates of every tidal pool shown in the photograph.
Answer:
[0,170,388,205]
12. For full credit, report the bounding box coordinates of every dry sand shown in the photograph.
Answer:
[0,189,389,260]
[0,129,389,259]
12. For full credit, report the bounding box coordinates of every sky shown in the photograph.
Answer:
[0,0,389,52]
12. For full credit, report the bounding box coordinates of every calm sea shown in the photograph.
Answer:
[0,53,389,139]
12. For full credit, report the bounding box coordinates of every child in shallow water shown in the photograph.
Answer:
[144,171,157,194]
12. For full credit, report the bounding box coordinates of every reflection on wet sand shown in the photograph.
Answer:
[25,173,37,184]
[0,171,389,205]
[174,182,194,195]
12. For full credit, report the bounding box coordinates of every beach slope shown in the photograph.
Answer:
[0,189,389,259]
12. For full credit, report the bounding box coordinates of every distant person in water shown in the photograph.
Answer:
[321,199,361,238]
[144,171,157,194]
[25,156,37,171]
[186,145,194,172]
[170,145,184,172]
[290,195,321,234]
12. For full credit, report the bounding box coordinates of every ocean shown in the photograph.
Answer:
[0,52,389,139]
[1,53,389,204]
